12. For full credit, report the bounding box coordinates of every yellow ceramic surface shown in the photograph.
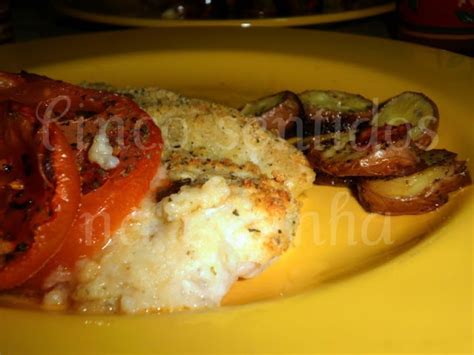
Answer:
[0,28,472,354]
[53,1,395,27]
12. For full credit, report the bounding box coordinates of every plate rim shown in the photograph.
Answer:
[52,1,396,27]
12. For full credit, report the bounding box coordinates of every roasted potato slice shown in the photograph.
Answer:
[298,90,373,135]
[314,169,355,187]
[356,150,471,215]
[375,92,439,149]
[307,125,423,177]
[240,91,304,138]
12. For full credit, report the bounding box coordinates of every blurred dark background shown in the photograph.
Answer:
[1,0,473,55]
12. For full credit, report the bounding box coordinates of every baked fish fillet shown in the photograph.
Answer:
[48,86,314,313]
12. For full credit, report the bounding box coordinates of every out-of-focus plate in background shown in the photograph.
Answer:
[52,0,395,27]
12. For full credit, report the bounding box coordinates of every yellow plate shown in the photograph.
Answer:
[0,28,473,353]
[53,1,395,27]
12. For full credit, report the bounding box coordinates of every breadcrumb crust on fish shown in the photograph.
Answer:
[85,85,314,196]
[51,86,315,314]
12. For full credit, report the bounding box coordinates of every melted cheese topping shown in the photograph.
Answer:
[87,131,119,170]
[42,86,314,314]
[71,176,297,313]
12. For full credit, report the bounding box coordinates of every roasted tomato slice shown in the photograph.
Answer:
[0,103,80,290]
[0,72,164,285]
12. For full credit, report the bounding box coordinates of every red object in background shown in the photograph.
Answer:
[399,0,474,28]
[397,0,474,55]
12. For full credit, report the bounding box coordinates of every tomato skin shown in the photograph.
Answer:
[44,126,163,270]
[1,72,165,288]
[0,123,80,290]
[1,72,164,289]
